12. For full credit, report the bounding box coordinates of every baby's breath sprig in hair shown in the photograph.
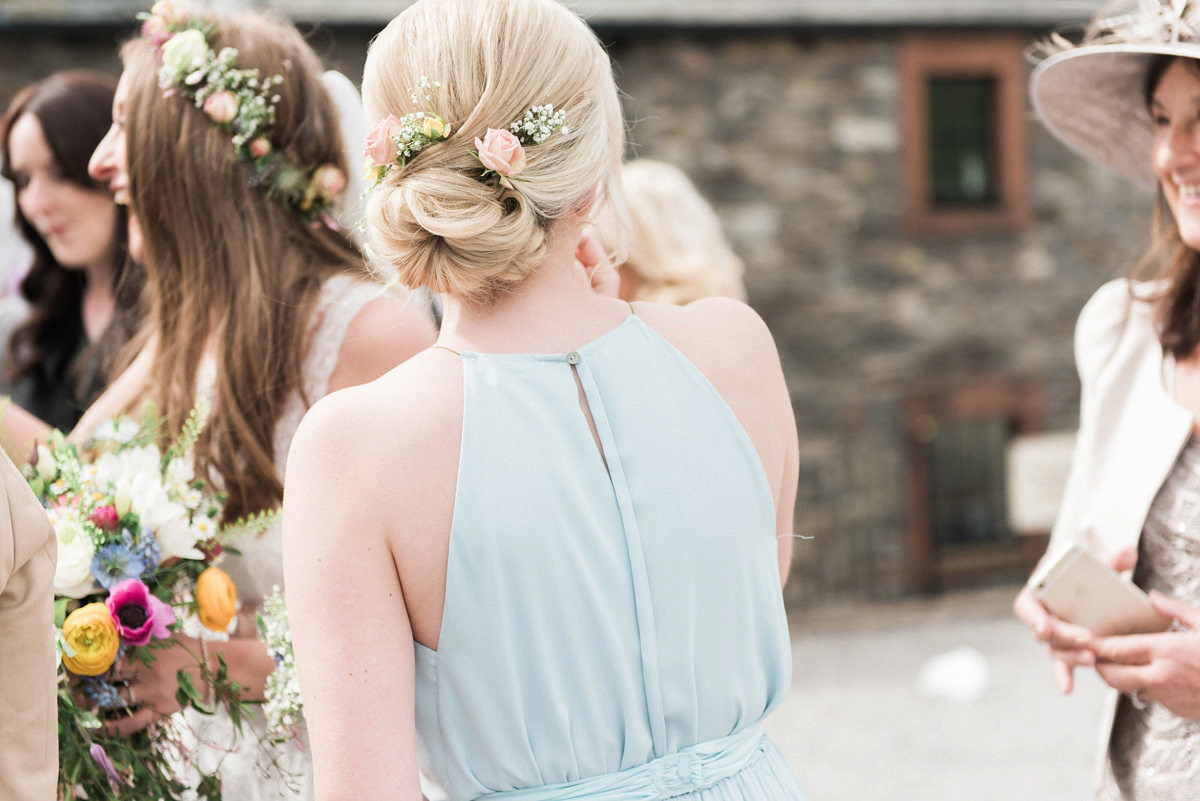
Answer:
[472,102,569,190]
[511,104,569,145]
[136,1,347,227]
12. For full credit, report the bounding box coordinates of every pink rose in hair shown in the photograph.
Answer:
[475,128,526,185]
[364,115,404,166]
[202,90,239,124]
[311,164,347,201]
[106,578,175,646]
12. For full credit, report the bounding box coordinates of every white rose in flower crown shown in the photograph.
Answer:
[158,28,208,88]
[53,513,97,598]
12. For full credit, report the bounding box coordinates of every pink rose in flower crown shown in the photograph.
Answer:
[364,114,404,166]
[140,13,171,48]
[202,90,239,124]
[311,164,347,201]
[475,128,526,188]
[106,578,175,646]
[248,137,272,159]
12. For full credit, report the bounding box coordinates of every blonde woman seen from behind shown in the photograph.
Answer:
[283,1,804,800]
[593,157,746,304]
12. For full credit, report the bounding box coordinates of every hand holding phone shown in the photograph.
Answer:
[1032,545,1170,636]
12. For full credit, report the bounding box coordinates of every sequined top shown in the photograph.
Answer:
[1098,435,1200,800]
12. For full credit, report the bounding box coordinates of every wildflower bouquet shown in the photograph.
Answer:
[29,400,267,801]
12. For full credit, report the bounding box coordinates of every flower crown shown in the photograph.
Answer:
[1030,0,1200,59]
[364,83,568,192]
[137,1,347,226]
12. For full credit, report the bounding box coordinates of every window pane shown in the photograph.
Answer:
[927,417,1011,547]
[927,75,998,208]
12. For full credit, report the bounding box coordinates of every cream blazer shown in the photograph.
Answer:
[1042,278,1195,779]
[1048,278,1192,560]
[0,449,56,801]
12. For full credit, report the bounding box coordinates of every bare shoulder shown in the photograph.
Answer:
[289,349,463,505]
[632,297,780,378]
[328,289,438,392]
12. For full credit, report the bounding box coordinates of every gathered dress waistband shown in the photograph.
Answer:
[472,726,769,801]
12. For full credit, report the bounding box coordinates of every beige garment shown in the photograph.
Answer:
[0,449,57,801]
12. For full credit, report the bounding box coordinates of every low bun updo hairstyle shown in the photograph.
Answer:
[362,0,625,305]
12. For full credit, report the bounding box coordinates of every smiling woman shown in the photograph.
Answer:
[1014,2,1200,798]
[0,70,142,432]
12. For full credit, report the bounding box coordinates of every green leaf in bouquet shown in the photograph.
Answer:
[197,772,222,801]
[176,668,215,715]
[54,597,69,627]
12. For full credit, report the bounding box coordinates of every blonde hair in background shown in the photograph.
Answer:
[362,0,625,305]
[120,8,365,521]
[594,159,746,305]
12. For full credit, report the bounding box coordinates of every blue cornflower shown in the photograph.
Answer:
[80,676,125,709]
[91,542,147,589]
[135,529,162,572]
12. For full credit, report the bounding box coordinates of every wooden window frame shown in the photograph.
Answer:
[903,378,1045,593]
[900,33,1030,236]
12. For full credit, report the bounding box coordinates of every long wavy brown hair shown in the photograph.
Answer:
[120,9,365,521]
[1134,55,1200,357]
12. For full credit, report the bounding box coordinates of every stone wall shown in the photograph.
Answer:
[0,21,1154,607]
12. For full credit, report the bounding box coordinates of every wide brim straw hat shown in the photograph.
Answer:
[1030,0,1200,187]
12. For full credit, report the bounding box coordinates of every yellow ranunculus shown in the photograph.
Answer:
[196,566,237,632]
[62,603,119,676]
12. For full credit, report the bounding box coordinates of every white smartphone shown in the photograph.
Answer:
[1032,544,1170,636]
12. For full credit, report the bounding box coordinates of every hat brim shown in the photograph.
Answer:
[1030,41,1200,186]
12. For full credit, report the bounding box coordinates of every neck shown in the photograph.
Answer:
[438,218,624,353]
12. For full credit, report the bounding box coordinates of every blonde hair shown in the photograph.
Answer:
[121,8,365,521]
[362,0,624,305]
[594,159,746,305]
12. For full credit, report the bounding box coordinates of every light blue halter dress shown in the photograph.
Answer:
[414,313,805,801]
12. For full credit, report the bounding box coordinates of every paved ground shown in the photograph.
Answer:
[763,584,1110,801]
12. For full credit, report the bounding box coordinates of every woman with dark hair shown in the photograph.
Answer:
[0,69,140,431]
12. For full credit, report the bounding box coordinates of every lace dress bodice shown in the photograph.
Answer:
[1099,435,1200,800]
